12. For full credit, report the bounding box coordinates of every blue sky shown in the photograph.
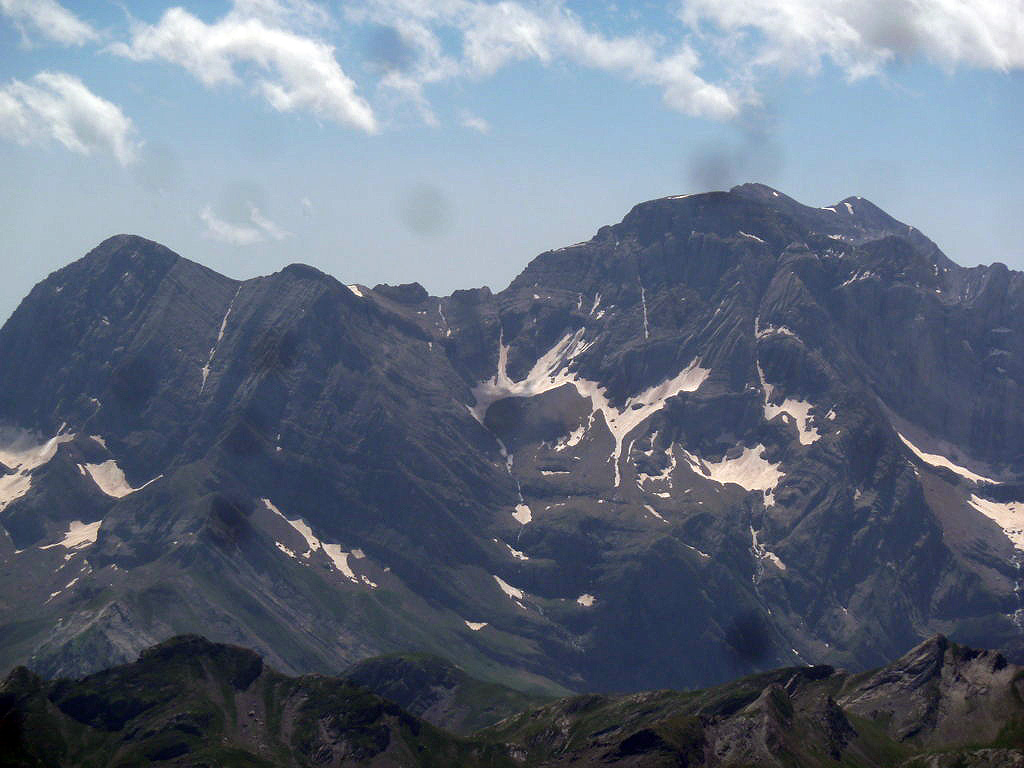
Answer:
[0,0,1021,323]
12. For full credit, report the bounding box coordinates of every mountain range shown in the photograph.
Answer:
[3,633,1022,766]
[0,183,1022,697]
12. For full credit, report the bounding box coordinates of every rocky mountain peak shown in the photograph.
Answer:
[0,185,1022,700]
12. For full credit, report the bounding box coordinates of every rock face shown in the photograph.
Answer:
[0,185,1022,694]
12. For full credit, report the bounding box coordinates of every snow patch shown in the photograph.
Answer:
[576,593,595,607]
[0,429,75,473]
[553,420,589,452]
[758,363,820,445]
[840,271,875,287]
[685,542,711,559]
[756,325,798,340]
[40,520,101,550]
[639,278,650,340]
[471,329,709,487]
[200,287,240,393]
[464,620,488,631]
[750,526,786,580]
[0,428,76,512]
[968,495,1024,550]
[322,543,376,587]
[495,538,530,560]
[262,498,375,586]
[738,231,765,244]
[81,460,161,498]
[642,504,668,523]
[898,433,998,485]
[493,575,526,608]
[555,241,589,252]
[637,443,678,495]
[686,445,784,493]
[0,472,32,513]
[512,503,532,525]
[347,284,364,298]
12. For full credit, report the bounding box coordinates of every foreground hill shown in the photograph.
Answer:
[0,635,510,767]
[1,635,1022,767]
[0,184,1022,692]
[344,654,546,735]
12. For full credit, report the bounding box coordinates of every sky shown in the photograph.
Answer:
[0,0,1022,324]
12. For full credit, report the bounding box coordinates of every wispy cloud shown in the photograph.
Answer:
[680,0,1024,80]
[200,204,290,245]
[0,72,139,165]
[110,1,377,133]
[0,0,97,46]
[248,205,290,240]
[347,0,740,123]
[457,109,489,133]
[230,0,333,31]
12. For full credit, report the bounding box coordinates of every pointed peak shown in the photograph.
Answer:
[81,234,181,271]
[279,263,332,282]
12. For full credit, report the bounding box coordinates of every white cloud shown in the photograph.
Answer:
[110,2,376,133]
[200,204,290,245]
[231,0,332,30]
[0,0,97,46]
[457,109,489,133]
[348,0,1024,127]
[680,0,1024,80]
[347,0,740,121]
[249,205,290,239]
[0,72,139,165]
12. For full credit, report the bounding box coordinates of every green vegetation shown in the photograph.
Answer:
[2,634,1023,766]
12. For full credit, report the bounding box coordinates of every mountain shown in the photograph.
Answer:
[0,635,511,767]
[344,654,546,735]
[0,184,1022,694]
[2,634,1022,767]
[484,633,1024,767]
